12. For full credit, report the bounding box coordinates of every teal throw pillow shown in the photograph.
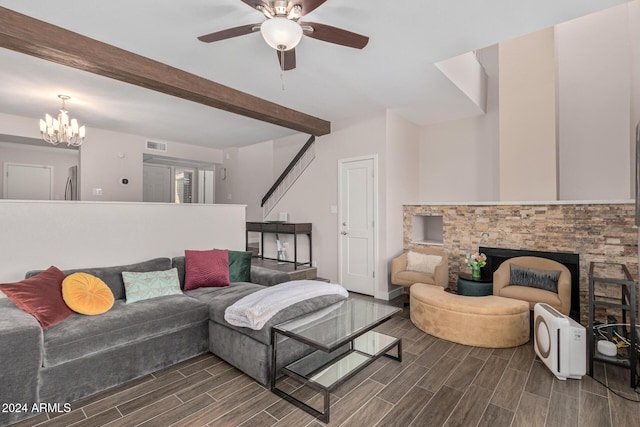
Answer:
[122,268,183,303]
[228,250,252,283]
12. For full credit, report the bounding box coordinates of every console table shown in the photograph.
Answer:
[246,222,312,270]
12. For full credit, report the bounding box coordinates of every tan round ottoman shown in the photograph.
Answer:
[410,283,530,348]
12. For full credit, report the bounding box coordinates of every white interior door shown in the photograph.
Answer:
[143,164,172,203]
[339,157,376,295]
[3,162,53,200]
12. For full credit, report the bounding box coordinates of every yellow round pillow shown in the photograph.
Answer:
[62,273,114,315]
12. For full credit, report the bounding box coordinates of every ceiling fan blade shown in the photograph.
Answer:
[197,24,258,43]
[300,22,369,49]
[276,48,296,71]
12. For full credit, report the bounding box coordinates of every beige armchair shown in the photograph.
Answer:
[493,256,571,315]
[391,247,449,292]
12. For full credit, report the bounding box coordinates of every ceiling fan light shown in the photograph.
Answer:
[260,17,302,51]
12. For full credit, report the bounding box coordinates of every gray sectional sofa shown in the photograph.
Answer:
[0,257,344,426]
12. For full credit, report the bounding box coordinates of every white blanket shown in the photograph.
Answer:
[224,280,349,330]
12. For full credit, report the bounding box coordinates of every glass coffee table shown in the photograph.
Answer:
[270,298,402,423]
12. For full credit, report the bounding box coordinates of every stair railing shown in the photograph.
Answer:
[262,135,316,217]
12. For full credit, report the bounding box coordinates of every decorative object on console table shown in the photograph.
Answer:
[466,251,487,279]
[276,233,286,264]
[457,272,493,296]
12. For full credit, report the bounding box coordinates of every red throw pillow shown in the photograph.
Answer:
[184,249,230,291]
[0,266,74,329]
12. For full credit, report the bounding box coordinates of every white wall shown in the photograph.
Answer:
[420,5,636,204]
[273,134,307,178]
[0,142,77,200]
[80,129,223,201]
[268,114,386,283]
[385,110,420,275]
[383,111,420,298]
[0,112,41,139]
[0,200,246,284]
[556,4,632,200]
[499,27,558,201]
[216,141,274,222]
[265,112,421,299]
[419,45,500,202]
[79,128,144,201]
[215,135,308,223]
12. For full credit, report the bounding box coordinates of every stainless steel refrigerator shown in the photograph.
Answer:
[65,165,78,200]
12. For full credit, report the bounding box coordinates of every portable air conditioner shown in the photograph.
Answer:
[534,303,586,380]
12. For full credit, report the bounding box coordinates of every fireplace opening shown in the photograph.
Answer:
[479,246,580,321]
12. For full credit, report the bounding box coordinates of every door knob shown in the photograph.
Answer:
[341,231,348,235]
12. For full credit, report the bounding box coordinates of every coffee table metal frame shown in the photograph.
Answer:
[270,299,402,423]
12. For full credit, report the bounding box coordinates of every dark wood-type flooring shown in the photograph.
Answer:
[12,296,640,427]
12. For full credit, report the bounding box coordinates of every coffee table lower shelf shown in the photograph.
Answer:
[271,331,402,423]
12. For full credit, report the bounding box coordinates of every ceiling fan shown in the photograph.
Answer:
[197,0,369,71]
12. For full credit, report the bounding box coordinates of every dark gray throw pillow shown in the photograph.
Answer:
[509,264,561,293]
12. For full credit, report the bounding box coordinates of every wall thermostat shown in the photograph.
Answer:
[120,178,129,185]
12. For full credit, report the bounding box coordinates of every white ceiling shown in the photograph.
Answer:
[0,0,628,149]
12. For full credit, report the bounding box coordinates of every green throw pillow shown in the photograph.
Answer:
[228,250,252,283]
[122,268,183,303]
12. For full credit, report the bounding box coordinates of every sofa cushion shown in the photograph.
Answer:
[228,250,252,283]
[509,263,561,293]
[26,258,173,301]
[407,251,442,274]
[42,295,208,367]
[0,266,74,329]
[62,273,115,315]
[187,283,347,345]
[122,268,182,304]
[173,255,288,287]
[394,270,436,286]
[184,249,230,290]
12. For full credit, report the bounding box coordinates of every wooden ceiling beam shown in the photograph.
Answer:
[0,7,331,136]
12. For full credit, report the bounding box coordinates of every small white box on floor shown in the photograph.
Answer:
[278,212,288,222]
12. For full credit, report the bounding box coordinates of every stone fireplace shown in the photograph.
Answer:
[403,201,638,325]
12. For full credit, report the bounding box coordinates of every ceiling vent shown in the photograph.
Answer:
[146,140,167,152]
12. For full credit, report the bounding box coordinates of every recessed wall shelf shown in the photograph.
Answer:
[411,215,443,245]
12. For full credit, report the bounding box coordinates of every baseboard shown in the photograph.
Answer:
[384,286,405,301]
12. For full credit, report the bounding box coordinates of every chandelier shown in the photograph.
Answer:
[39,95,86,147]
